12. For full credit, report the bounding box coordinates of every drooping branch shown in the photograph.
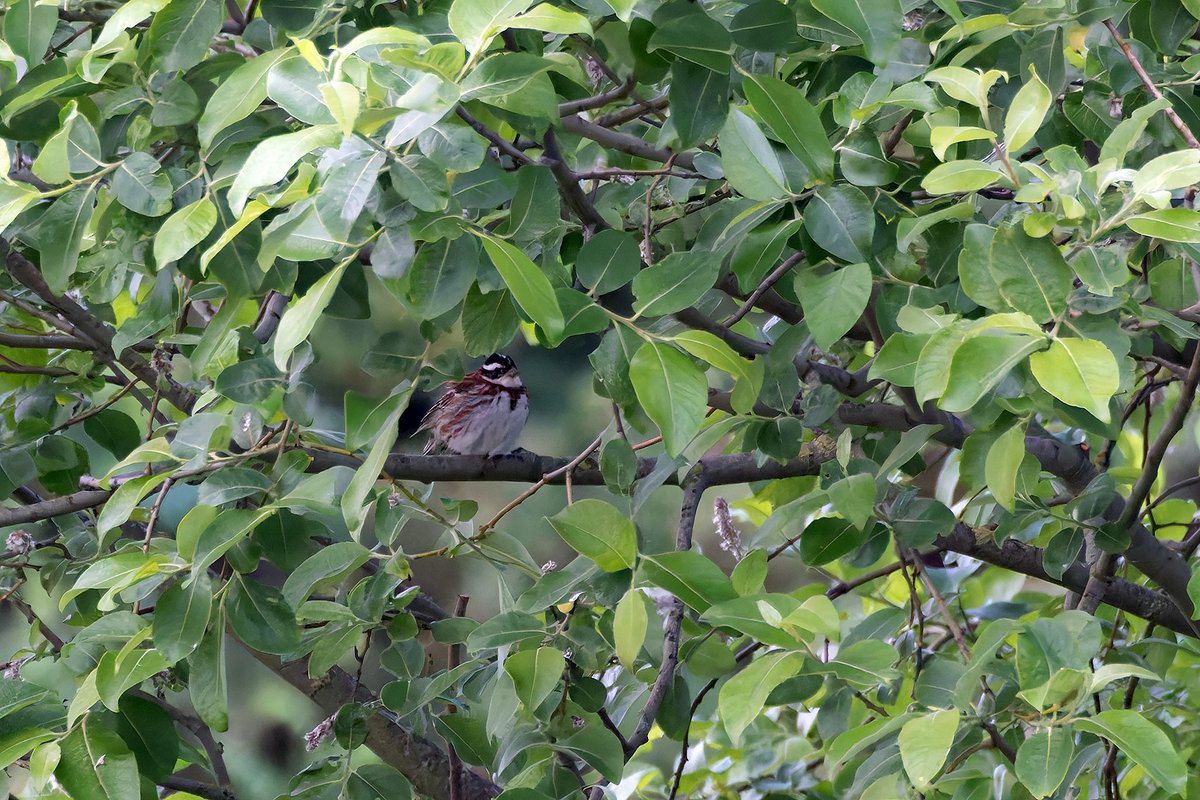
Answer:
[245,650,501,800]
[1,239,196,413]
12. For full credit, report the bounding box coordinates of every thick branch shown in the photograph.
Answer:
[558,76,636,116]
[0,490,111,527]
[560,114,695,170]
[245,651,501,800]
[305,444,836,487]
[0,331,93,349]
[543,130,610,232]
[935,524,1196,637]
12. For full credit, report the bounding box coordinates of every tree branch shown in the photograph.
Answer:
[1,239,195,413]
[543,130,610,232]
[455,107,535,166]
[935,524,1197,637]
[244,650,501,800]
[558,76,636,116]
[560,114,695,170]
[159,775,236,800]
[1103,20,1200,150]
[722,252,805,326]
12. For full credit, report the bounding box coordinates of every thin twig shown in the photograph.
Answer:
[455,107,535,166]
[1103,20,1200,150]
[722,252,805,326]
[478,434,605,534]
[142,478,174,553]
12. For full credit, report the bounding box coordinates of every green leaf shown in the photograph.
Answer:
[674,329,764,413]
[1015,727,1073,798]
[266,54,335,125]
[730,0,799,52]
[799,516,862,565]
[0,730,57,772]
[189,508,273,575]
[95,0,169,48]
[504,647,565,711]
[3,0,57,65]
[1125,209,1200,242]
[1073,711,1186,795]
[890,496,956,548]
[448,0,535,55]
[1004,67,1052,153]
[743,74,834,182]
[189,610,228,731]
[639,551,737,613]
[466,611,547,652]
[228,125,342,215]
[632,251,720,317]
[340,386,405,536]
[406,236,475,317]
[868,333,927,386]
[281,541,372,607]
[154,196,217,265]
[647,9,734,72]
[147,0,224,73]
[576,229,640,296]
[154,575,212,663]
[985,422,1026,511]
[113,153,174,217]
[55,717,140,800]
[827,474,876,531]
[929,126,997,162]
[477,233,565,337]
[614,588,648,669]
[718,651,806,744]
[719,109,791,201]
[669,61,730,149]
[546,499,637,572]
[216,356,285,402]
[898,710,959,791]
[274,260,349,370]
[558,726,625,782]
[1029,338,1119,422]
[810,0,900,66]
[628,342,708,457]
[730,549,768,596]
[34,185,97,295]
[95,648,170,711]
[508,3,591,34]
[796,262,872,349]
[348,764,414,800]
[989,224,1072,323]
[461,54,557,121]
[940,334,1045,412]
[227,575,301,655]
[804,185,873,262]
[921,160,1004,194]
[94,474,170,545]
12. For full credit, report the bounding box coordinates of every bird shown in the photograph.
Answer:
[418,352,529,455]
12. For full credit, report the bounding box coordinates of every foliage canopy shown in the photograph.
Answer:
[3,0,1200,798]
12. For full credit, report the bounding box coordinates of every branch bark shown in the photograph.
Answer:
[560,114,695,170]
[245,651,501,800]
[1,239,196,413]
